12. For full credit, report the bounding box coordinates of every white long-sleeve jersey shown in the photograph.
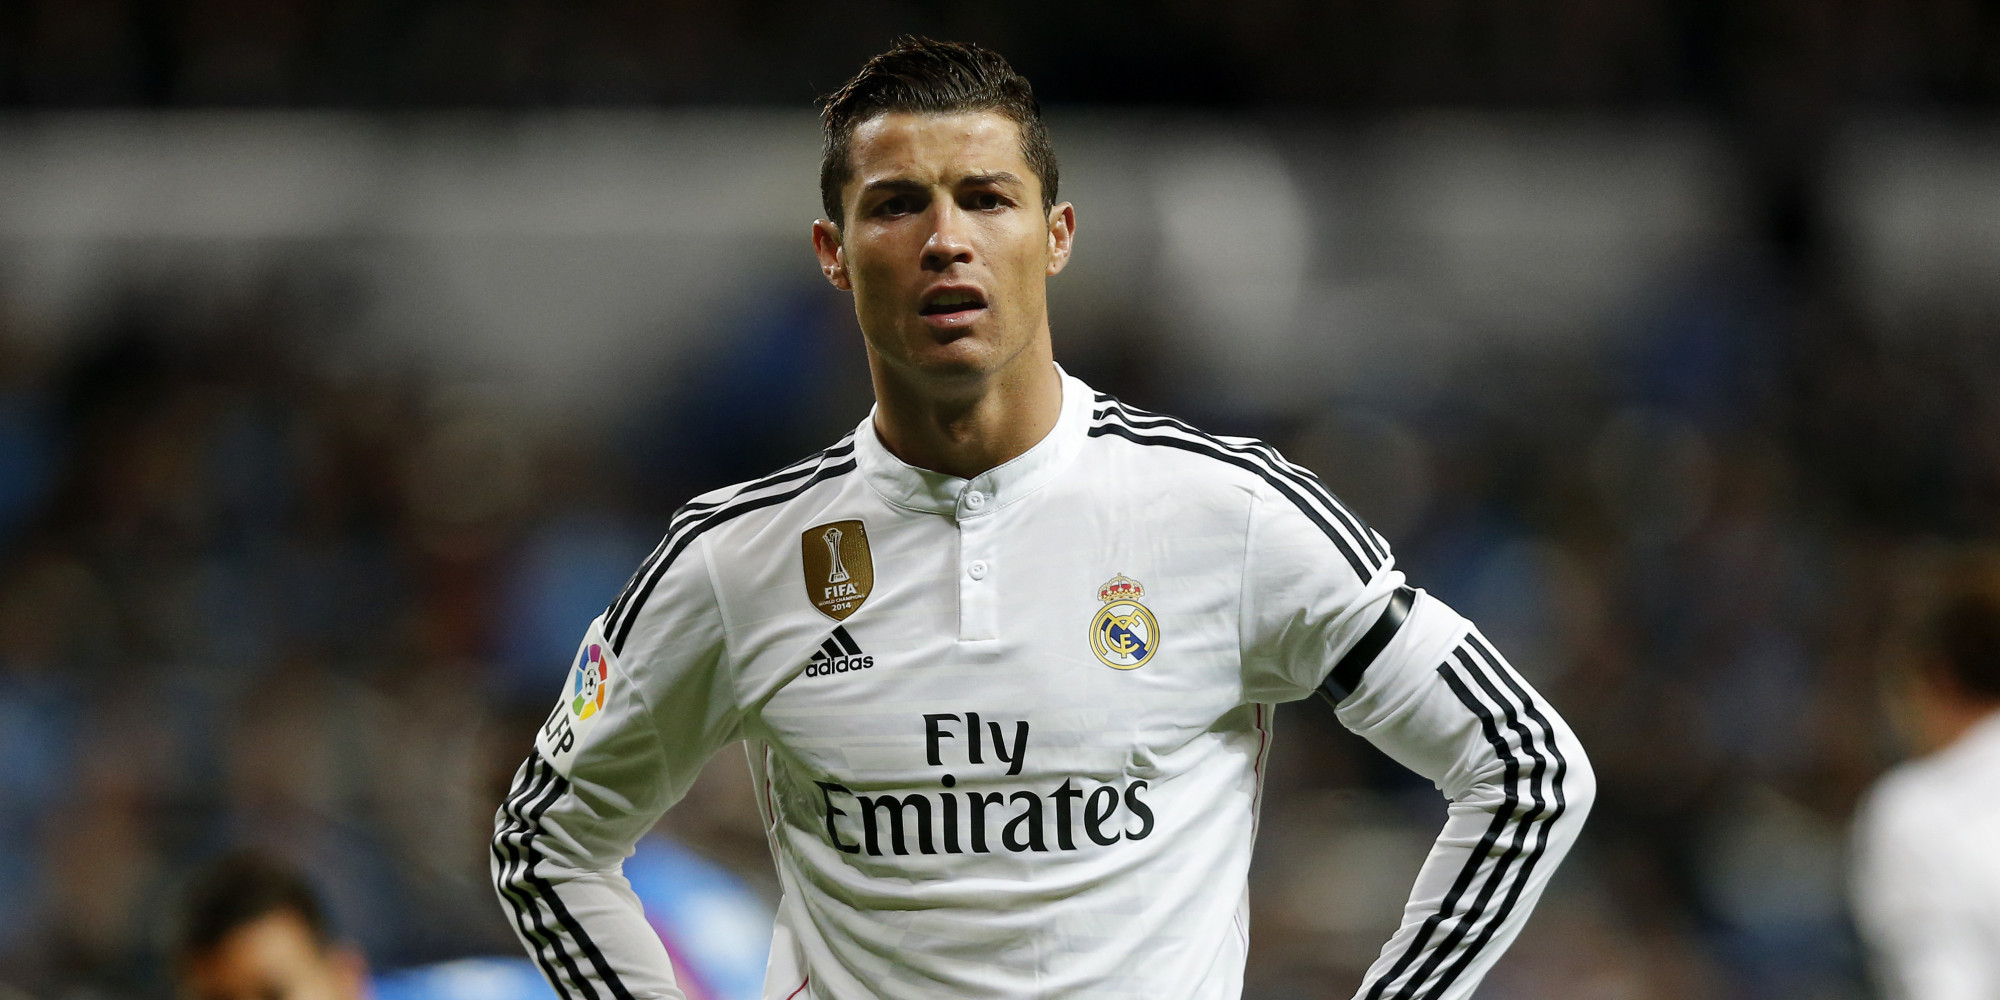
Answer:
[1851,710,2000,1000]
[492,369,1594,1000]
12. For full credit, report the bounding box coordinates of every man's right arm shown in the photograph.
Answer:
[492,523,739,1000]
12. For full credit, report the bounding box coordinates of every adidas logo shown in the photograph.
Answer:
[805,626,874,678]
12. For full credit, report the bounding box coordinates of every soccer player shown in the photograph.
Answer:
[174,851,370,1000]
[173,849,565,1000]
[493,37,1593,1000]
[1851,585,2000,999]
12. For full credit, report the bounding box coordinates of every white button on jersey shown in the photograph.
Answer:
[493,367,1593,1000]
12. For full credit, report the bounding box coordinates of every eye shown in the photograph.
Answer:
[971,191,1006,211]
[876,196,911,217]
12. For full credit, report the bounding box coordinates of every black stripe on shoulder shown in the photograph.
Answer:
[1088,418,1374,582]
[1092,396,1386,569]
[605,436,856,628]
[1319,586,1415,704]
[611,455,859,654]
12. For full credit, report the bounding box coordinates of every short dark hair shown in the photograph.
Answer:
[175,849,332,964]
[818,36,1058,226]
[1925,589,2000,701]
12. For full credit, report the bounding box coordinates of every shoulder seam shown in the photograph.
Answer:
[694,529,741,741]
[1237,486,1260,678]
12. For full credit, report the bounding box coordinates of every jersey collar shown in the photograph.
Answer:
[854,365,1092,518]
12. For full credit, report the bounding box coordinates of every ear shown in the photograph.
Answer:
[1045,202,1076,277]
[812,219,851,291]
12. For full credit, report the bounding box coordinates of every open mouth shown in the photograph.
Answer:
[919,289,988,319]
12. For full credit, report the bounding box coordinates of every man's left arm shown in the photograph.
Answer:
[1239,479,1595,1000]
[1325,588,1594,1000]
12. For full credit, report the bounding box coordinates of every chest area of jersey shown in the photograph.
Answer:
[749,505,1246,783]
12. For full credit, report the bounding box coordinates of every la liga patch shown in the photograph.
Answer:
[571,643,610,719]
[537,629,617,778]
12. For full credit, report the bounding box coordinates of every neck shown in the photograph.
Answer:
[1918,698,2000,756]
[867,349,1064,481]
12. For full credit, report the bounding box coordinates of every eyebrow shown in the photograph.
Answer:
[858,172,1027,198]
[859,178,929,199]
[960,172,1025,188]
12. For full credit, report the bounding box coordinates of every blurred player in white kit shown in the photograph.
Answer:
[1853,583,2000,1000]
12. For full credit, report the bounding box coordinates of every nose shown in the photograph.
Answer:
[921,203,975,271]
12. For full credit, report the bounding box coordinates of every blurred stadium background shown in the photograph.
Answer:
[3,3,2000,998]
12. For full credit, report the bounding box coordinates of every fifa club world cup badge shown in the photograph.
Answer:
[803,519,874,621]
[1091,574,1160,670]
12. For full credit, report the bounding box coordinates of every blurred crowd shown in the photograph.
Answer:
[6,0,1999,112]
[0,277,801,995]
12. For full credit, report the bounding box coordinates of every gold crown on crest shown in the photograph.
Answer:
[1097,574,1144,603]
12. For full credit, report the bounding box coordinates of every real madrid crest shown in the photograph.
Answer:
[1090,574,1160,670]
[803,519,874,621]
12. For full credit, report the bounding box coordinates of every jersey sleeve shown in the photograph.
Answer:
[1240,480,1596,1000]
[491,525,741,1000]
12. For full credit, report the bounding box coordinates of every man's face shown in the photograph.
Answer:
[813,111,1074,387]
[180,910,367,1000]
